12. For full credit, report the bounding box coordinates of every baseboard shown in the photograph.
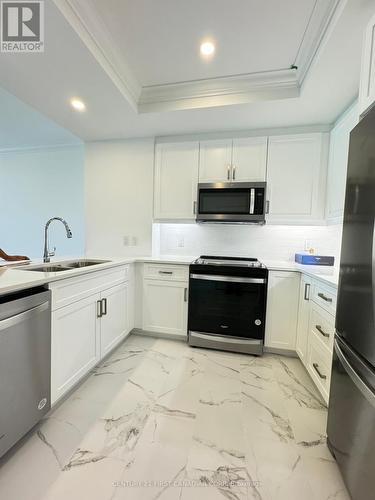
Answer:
[131,328,188,342]
[264,346,298,357]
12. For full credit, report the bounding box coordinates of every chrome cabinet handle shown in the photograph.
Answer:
[102,298,107,316]
[97,300,102,318]
[227,165,231,180]
[318,292,332,303]
[304,283,310,301]
[232,165,236,180]
[184,288,188,302]
[193,201,197,215]
[159,271,173,275]
[316,325,330,338]
[313,363,327,380]
[266,200,270,214]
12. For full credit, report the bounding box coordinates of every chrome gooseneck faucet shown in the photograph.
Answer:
[43,217,73,263]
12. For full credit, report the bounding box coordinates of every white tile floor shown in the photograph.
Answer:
[0,334,350,500]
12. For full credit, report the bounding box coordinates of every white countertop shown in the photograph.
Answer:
[0,254,339,296]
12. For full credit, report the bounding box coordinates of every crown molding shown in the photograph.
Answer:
[138,69,300,112]
[53,0,345,114]
[53,0,141,110]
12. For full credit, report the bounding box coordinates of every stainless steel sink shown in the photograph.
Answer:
[20,259,110,272]
[23,265,73,273]
[65,259,110,268]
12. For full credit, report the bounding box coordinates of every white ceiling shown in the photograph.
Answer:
[90,0,316,86]
[0,0,373,143]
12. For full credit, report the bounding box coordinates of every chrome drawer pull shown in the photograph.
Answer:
[316,325,330,338]
[159,271,173,275]
[313,363,327,380]
[318,292,332,303]
[304,283,310,301]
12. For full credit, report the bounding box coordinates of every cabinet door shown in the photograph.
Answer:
[199,139,233,182]
[51,294,100,404]
[100,282,129,358]
[326,104,358,223]
[296,275,312,365]
[359,13,375,116]
[265,271,300,351]
[142,279,188,337]
[232,137,267,182]
[154,142,199,220]
[267,134,328,224]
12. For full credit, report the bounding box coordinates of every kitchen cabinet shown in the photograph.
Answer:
[359,12,375,117]
[326,103,358,224]
[266,133,328,224]
[50,265,132,404]
[142,264,189,338]
[265,271,300,351]
[198,137,267,183]
[154,141,199,220]
[296,274,312,364]
[100,282,129,357]
[51,293,101,404]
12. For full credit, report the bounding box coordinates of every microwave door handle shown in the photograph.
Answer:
[249,188,255,214]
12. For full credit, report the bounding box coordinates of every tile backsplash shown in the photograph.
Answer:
[155,223,343,263]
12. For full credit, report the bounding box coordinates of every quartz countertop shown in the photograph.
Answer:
[0,254,339,296]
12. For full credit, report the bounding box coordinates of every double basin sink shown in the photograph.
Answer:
[21,259,110,273]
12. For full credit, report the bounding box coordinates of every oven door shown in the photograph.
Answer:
[188,274,267,340]
[196,182,266,223]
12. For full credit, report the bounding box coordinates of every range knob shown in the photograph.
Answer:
[255,319,262,326]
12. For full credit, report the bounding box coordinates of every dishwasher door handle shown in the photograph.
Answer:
[0,302,49,332]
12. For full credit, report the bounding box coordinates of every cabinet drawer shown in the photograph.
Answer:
[307,333,332,404]
[312,282,337,315]
[50,266,129,310]
[143,263,189,282]
[310,303,335,353]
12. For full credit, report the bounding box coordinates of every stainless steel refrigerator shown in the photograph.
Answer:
[327,106,375,500]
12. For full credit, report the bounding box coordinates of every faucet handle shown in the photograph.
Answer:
[49,247,56,257]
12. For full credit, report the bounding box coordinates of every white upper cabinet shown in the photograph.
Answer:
[359,12,375,116]
[198,139,233,182]
[199,137,267,183]
[231,137,267,182]
[326,103,358,224]
[266,133,329,224]
[154,141,199,220]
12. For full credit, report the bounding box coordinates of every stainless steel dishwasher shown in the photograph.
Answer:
[0,287,51,458]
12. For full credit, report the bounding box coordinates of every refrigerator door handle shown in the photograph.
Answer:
[335,339,375,409]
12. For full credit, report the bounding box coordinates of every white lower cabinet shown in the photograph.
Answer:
[100,282,129,358]
[142,279,188,337]
[295,276,337,405]
[296,275,313,364]
[50,266,132,405]
[265,271,300,351]
[51,293,101,405]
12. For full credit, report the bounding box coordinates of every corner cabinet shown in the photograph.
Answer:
[266,133,329,225]
[265,271,300,351]
[326,103,358,224]
[199,137,267,183]
[141,263,189,339]
[154,141,199,221]
[359,12,375,117]
[50,265,133,405]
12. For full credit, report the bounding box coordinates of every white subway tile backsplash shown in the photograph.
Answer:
[156,223,343,263]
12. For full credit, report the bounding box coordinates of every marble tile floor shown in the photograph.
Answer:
[0,334,350,500]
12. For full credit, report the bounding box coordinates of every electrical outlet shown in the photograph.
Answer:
[177,236,184,248]
[132,236,137,246]
[123,236,129,246]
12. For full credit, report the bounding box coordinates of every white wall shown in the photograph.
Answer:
[85,139,154,257]
[157,223,343,263]
[0,145,85,259]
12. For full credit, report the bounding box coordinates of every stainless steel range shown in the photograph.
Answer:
[188,256,268,355]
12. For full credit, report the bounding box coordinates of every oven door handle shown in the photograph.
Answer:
[190,274,266,284]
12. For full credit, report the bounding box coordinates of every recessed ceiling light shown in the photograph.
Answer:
[200,41,215,57]
[70,98,86,112]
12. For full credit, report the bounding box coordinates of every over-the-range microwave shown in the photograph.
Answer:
[196,182,267,224]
